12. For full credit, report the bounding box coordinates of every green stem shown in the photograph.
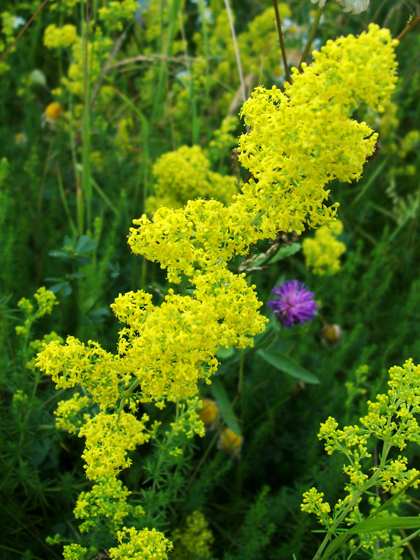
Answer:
[81,0,92,233]
[272,0,291,83]
[224,0,246,102]
[237,351,244,394]
[249,209,264,227]
[299,7,323,71]
[376,529,420,560]
[117,378,141,417]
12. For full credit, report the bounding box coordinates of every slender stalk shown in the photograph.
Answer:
[0,303,16,373]
[299,7,323,71]
[224,0,246,103]
[249,209,264,227]
[396,15,420,43]
[82,0,92,233]
[197,0,211,109]
[237,351,244,394]
[35,136,54,250]
[272,0,291,83]
[57,166,77,236]
[117,378,141,417]
[179,12,199,143]
[0,0,49,66]
[376,529,420,560]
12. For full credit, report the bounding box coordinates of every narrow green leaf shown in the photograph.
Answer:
[209,377,241,435]
[257,349,320,384]
[323,516,420,560]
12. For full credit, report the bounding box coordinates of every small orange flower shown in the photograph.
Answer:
[218,427,243,455]
[45,102,63,120]
[198,399,219,426]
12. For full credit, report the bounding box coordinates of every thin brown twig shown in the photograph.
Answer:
[396,14,420,42]
[400,529,419,560]
[0,0,49,66]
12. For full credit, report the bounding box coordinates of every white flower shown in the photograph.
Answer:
[12,16,26,28]
[309,0,370,13]
[336,0,370,14]
[310,0,327,6]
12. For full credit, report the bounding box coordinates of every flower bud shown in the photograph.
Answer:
[198,399,219,426]
[322,324,342,345]
[45,102,63,121]
[218,427,243,455]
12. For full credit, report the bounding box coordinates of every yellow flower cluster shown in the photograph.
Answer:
[306,360,420,525]
[74,476,144,533]
[237,25,398,236]
[130,25,398,285]
[36,336,124,408]
[63,32,113,98]
[98,0,139,32]
[302,220,346,276]
[37,275,265,407]
[302,360,420,540]
[79,411,150,480]
[62,544,87,560]
[301,488,332,527]
[109,527,173,560]
[146,145,237,214]
[172,511,214,560]
[16,287,57,337]
[43,24,78,49]
[35,26,400,555]
[55,392,90,434]
[168,398,205,439]
[109,271,265,402]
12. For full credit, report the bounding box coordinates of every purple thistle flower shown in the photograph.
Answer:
[267,280,318,328]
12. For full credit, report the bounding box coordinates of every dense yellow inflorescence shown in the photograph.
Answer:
[36,25,399,558]
[302,220,346,275]
[79,411,150,480]
[109,527,173,560]
[302,360,420,532]
[55,392,90,434]
[146,145,237,214]
[172,511,214,560]
[129,25,398,284]
[74,476,144,533]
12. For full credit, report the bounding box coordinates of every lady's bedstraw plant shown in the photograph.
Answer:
[302,359,420,560]
[37,25,398,557]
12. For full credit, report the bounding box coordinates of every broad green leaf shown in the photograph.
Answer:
[209,377,241,435]
[268,243,301,264]
[257,349,320,384]
[216,346,235,359]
